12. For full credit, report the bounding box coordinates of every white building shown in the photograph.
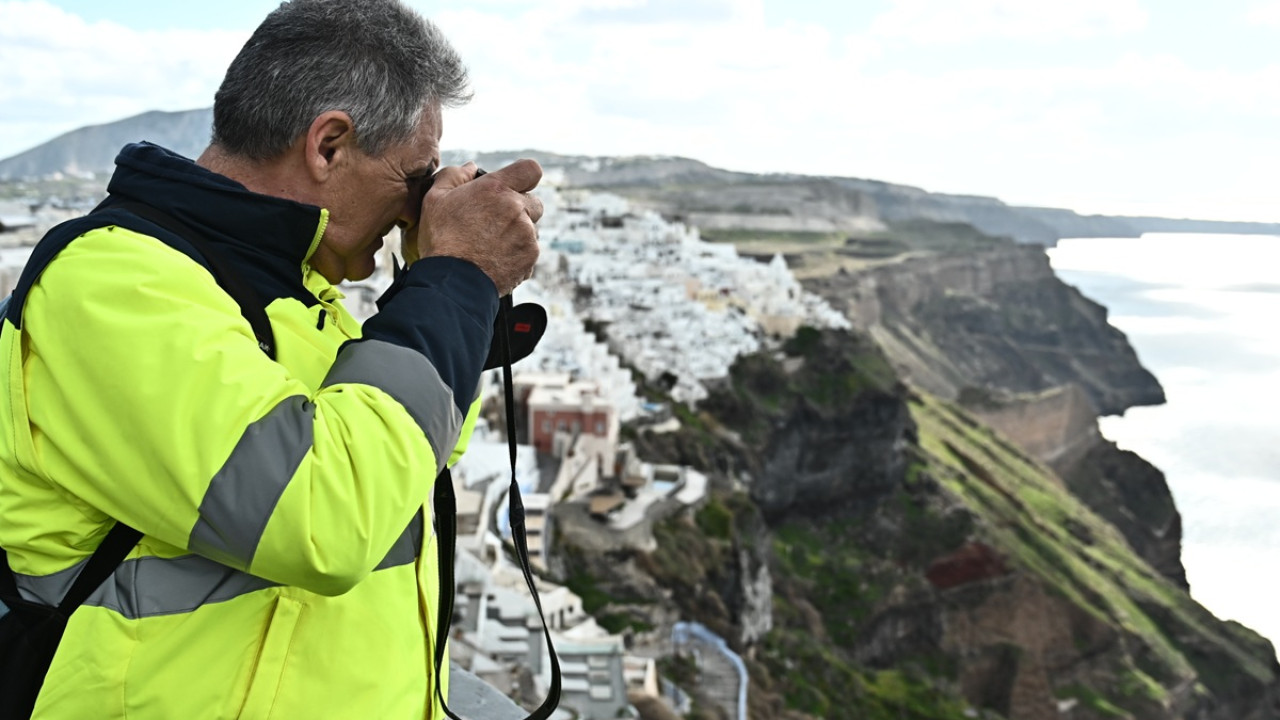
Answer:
[529,185,849,406]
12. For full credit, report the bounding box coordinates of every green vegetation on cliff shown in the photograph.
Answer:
[760,509,981,720]
[910,391,1277,716]
[742,389,1277,719]
[634,488,983,720]
[559,327,1279,720]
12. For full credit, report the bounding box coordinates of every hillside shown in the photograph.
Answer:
[0,109,212,181]
[6,110,1280,242]
[557,328,1280,719]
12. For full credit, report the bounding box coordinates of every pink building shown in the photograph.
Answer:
[526,380,619,456]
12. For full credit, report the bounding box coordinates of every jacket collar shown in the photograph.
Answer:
[106,142,326,268]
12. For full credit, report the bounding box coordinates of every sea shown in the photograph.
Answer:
[1047,233,1280,657]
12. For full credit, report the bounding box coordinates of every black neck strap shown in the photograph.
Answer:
[434,295,561,719]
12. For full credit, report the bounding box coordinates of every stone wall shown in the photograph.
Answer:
[964,384,1100,466]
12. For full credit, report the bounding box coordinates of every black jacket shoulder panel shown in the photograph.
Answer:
[6,209,216,330]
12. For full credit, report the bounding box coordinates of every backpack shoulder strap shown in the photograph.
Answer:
[55,521,142,614]
[0,521,141,618]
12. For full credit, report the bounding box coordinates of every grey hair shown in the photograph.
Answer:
[212,0,470,160]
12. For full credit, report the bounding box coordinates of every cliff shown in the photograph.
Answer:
[797,241,1164,416]
[532,165,1274,717]
[786,222,1191,594]
[560,329,1280,719]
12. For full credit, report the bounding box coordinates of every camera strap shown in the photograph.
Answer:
[433,295,561,720]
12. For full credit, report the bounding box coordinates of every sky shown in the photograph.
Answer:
[2,0,1280,222]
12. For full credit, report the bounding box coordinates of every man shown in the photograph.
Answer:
[0,0,539,717]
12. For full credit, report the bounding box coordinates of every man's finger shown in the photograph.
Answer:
[482,158,542,194]
[426,161,478,193]
[525,193,544,224]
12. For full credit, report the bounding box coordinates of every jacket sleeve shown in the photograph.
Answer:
[19,227,496,595]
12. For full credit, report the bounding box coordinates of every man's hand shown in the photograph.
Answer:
[409,160,543,296]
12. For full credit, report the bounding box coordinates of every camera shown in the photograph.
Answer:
[410,166,486,208]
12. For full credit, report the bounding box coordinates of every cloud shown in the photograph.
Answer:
[868,0,1149,44]
[422,0,1280,223]
[432,1,846,147]
[1246,0,1280,26]
[5,0,1280,221]
[567,0,760,26]
[0,1,246,155]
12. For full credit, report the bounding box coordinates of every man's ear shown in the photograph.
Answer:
[304,111,358,183]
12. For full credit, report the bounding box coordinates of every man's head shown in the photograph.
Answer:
[213,0,469,160]
[209,0,471,282]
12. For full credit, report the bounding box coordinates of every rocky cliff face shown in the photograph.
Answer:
[559,328,1280,719]
[1054,439,1189,590]
[800,243,1165,416]
[903,394,1280,720]
[961,384,1100,466]
[534,178,1248,716]
[960,385,1189,590]
[697,329,914,520]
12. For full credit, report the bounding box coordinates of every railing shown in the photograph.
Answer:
[671,621,747,720]
[448,662,529,719]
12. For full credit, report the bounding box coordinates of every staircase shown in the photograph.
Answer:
[671,623,746,720]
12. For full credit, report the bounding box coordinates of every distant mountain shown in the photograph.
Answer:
[5,109,1280,244]
[0,109,212,180]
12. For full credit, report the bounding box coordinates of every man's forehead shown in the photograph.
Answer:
[418,103,443,143]
[389,104,442,169]
[413,103,443,155]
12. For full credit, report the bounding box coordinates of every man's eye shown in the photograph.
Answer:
[407,174,435,198]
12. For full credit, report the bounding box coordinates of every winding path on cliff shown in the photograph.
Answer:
[672,624,744,720]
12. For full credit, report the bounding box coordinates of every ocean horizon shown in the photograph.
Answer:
[1048,233,1280,657]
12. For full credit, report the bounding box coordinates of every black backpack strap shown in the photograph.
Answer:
[53,521,143,615]
[0,521,142,616]
[435,295,561,719]
[0,546,20,606]
[0,196,281,715]
[0,521,141,718]
[101,200,277,360]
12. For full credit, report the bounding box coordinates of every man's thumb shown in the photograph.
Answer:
[482,159,542,194]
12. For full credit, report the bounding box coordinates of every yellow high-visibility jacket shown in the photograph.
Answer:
[0,143,493,719]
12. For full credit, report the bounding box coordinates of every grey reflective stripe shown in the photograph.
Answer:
[89,554,281,619]
[375,510,424,571]
[189,396,315,569]
[13,554,280,619]
[13,528,423,619]
[322,339,462,471]
[10,554,83,606]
